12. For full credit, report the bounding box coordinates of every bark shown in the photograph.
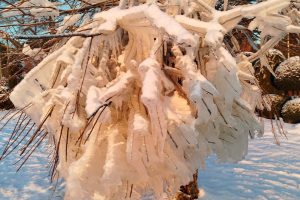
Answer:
[176,171,199,200]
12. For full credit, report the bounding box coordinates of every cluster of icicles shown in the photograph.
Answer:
[6,0,300,199]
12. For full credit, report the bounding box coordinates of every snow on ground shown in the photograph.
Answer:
[0,111,64,200]
[199,121,300,200]
[0,111,299,200]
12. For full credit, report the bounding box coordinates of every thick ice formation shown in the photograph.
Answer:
[8,0,300,199]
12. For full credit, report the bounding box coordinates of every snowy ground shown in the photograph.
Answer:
[199,121,300,200]
[0,112,299,199]
[0,112,64,200]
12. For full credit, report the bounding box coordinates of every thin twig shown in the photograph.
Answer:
[14,32,103,39]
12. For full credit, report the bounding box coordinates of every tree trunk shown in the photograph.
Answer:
[176,170,199,200]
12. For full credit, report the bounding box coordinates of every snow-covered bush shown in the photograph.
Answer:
[1,0,300,199]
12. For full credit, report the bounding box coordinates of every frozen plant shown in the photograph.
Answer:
[1,0,300,199]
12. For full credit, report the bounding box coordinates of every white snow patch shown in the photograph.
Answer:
[24,182,47,193]
[199,122,300,200]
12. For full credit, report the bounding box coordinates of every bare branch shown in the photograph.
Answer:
[14,32,103,39]
[1,0,33,16]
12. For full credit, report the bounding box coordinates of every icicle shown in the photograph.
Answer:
[138,57,168,159]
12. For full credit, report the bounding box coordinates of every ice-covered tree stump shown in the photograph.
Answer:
[1,0,300,199]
